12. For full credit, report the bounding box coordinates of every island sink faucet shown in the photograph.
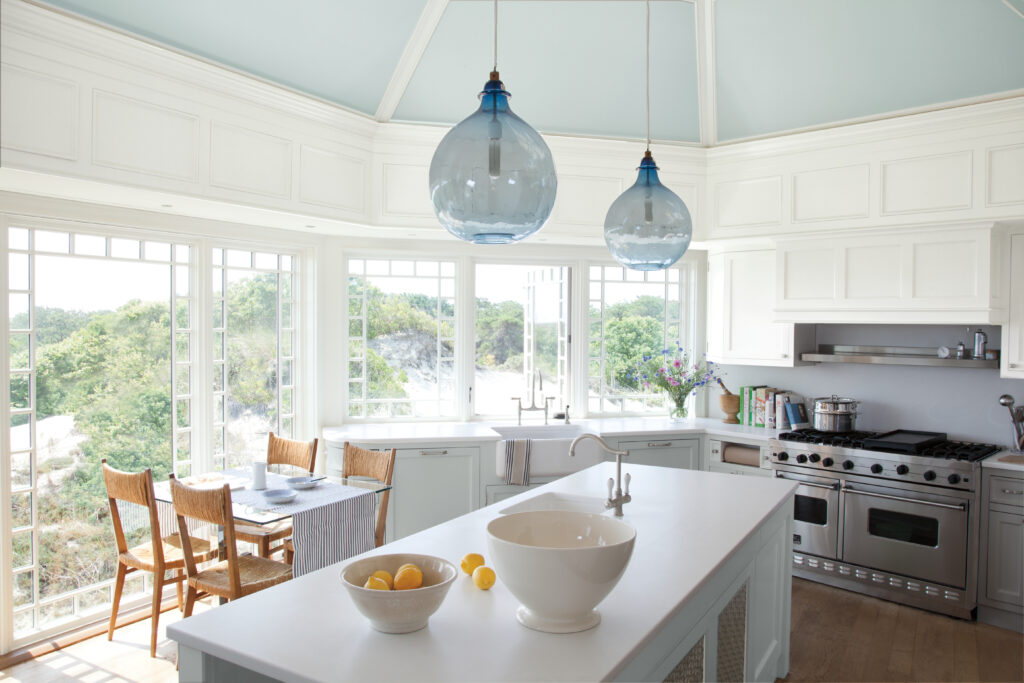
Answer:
[510,369,555,425]
[569,433,631,516]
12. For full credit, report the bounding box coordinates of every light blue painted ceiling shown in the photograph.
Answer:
[33,0,1024,143]
[34,0,429,114]
[716,0,1024,141]
[393,1,700,143]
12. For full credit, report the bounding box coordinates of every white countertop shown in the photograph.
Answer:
[981,451,1024,475]
[167,463,796,682]
[323,417,780,446]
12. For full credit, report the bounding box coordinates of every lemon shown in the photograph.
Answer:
[363,575,390,591]
[472,565,496,590]
[397,563,420,575]
[461,553,485,576]
[394,565,423,591]
[371,569,394,589]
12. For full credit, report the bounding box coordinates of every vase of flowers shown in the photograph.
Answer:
[631,346,721,420]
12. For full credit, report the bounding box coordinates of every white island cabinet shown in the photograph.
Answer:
[168,463,796,683]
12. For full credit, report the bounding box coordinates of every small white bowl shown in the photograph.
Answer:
[487,510,636,633]
[262,488,297,505]
[286,476,319,490]
[340,553,458,634]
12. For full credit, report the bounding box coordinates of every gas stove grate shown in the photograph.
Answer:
[777,429,879,449]
[917,441,1002,462]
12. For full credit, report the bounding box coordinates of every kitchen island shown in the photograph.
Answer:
[168,462,796,682]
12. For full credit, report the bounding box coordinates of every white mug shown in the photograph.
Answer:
[251,460,267,490]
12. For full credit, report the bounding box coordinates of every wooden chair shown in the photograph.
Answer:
[102,460,216,657]
[283,442,396,564]
[169,476,292,616]
[234,433,318,558]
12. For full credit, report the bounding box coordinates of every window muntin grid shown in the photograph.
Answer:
[587,263,694,415]
[211,249,297,470]
[347,258,456,419]
[4,226,192,645]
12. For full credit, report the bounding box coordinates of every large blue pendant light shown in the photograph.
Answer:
[604,0,692,270]
[428,0,557,244]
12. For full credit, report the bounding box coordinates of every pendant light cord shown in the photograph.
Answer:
[493,0,499,72]
[645,0,651,153]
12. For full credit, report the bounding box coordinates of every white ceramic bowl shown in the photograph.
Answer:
[487,510,636,633]
[262,488,297,504]
[340,553,458,634]
[286,476,319,490]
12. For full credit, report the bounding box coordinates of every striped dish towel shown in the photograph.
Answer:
[503,439,532,486]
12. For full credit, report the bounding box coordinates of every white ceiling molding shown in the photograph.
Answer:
[375,0,449,122]
[694,0,717,146]
[1004,0,1024,20]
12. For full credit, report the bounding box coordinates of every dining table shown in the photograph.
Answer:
[152,469,390,576]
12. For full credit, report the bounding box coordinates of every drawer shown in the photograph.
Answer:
[990,476,1024,508]
[395,446,479,459]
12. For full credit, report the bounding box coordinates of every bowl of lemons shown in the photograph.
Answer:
[340,553,458,634]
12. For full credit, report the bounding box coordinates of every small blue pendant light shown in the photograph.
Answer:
[429,0,557,244]
[604,0,692,270]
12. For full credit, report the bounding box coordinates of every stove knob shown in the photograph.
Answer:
[796,454,808,464]
[923,470,937,481]
[843,460,855,470]
[777,452,789,462]
[947,473,961,485]
[870,464,884,474]
[809,453,821,463]
[896,465,909,475]
[822,457,834,467]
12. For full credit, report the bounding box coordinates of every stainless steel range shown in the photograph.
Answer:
[769,428,1002,619]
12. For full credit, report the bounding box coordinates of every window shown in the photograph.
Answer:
[5,226,191,643]
[347,258,456,419]
[474,264,570,417]
[212,248,298,470]
[587,263,694,414]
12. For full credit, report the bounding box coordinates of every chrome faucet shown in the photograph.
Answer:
[510,369,555,424]
[999,395,1024,452]
[569,433,631,516]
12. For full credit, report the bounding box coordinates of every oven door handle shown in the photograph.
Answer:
[842,484,966,511]
[774,472,838,490]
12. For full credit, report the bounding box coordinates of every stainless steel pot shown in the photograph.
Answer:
[813,395,858,432]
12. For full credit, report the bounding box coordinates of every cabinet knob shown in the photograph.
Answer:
[781,354,789,358]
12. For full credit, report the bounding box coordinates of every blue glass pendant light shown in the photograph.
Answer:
[604,0,692,270]
[429,1,556,244]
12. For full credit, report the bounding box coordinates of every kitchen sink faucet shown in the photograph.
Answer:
[569,433,631,516]
[511,369,555,424]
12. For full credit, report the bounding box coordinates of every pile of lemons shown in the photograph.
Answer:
[363,563,422,591]
[460,553,495,590]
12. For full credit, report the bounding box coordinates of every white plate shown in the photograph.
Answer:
[263,488,297,505]
[286,476,320,490]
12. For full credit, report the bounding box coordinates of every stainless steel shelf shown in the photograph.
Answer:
[800,345,999,369]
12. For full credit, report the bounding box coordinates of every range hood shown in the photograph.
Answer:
[801,344,999,369]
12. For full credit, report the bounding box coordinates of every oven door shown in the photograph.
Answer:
[841,481,969,588]
[774,470,840,559]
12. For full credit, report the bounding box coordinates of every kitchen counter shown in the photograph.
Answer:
[981,451,1024,474]
[168,463,796,682]
[323,417,781,446]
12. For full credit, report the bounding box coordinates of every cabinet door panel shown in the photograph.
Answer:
[390,447,478,540]
[617,438,699,470]
[986,511,1024,608]
[1005,234,1024,378]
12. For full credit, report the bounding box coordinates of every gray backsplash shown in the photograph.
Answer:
[714,324,1024,446]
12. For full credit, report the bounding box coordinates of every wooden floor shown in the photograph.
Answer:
[784,579,1024,683]
[1,579,1021,682]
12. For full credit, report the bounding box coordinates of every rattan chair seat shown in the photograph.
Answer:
[121,534,215,573]
[190,555,292,598]
[234,520,292,546]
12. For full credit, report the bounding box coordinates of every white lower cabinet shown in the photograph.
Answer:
[978,468,1024,633]
[612,438,700,470]
[387,445,480,541]
[707,249,813,366]
[1003,232,1024,379]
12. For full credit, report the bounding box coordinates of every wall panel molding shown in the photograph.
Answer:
[880,151,973,216]
[298,145,366,214]
[715,176,782,228]
[0,64,78,160]
[792,164,870,223]
[209,122,291,198]
[986,143,1024,207]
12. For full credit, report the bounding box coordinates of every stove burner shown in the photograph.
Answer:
[917,441,1002,462]
[778,429,879,449]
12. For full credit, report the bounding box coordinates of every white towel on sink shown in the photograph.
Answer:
[503,439,532,486]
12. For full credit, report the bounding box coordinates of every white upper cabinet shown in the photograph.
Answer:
[707,249,814,366]
[1004,231,1024,379]
[774,224,1007,324]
